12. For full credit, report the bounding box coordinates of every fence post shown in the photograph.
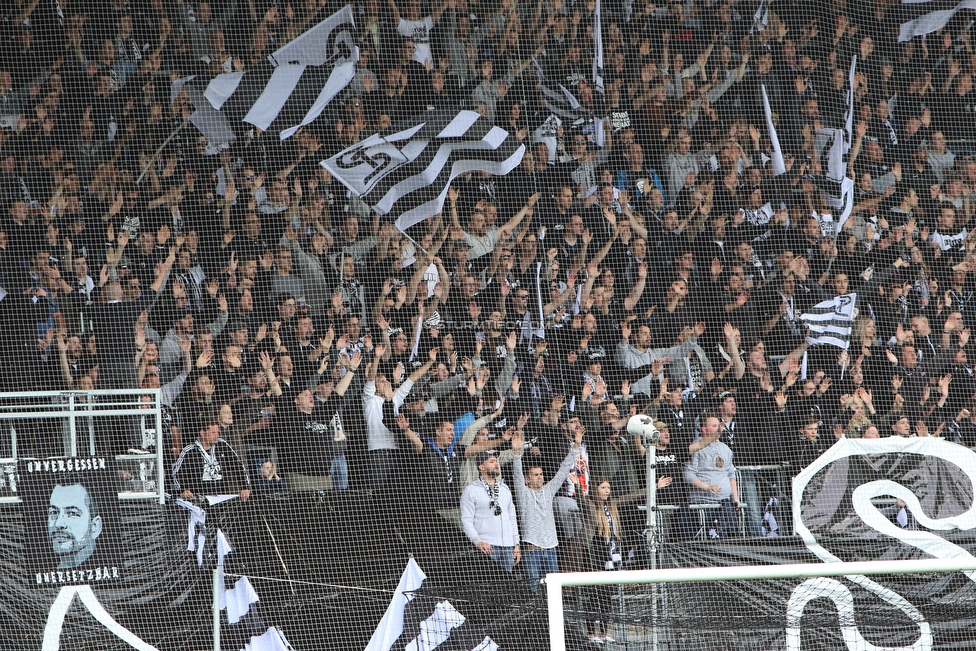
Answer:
[213,567,221,651]
[68,394,77,457]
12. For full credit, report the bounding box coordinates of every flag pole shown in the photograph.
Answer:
[399,228,431,260]
[137,116,191,184]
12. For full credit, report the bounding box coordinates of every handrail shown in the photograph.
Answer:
[0,390,165,505]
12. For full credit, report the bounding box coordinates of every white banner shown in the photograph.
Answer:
[899,0,976,42]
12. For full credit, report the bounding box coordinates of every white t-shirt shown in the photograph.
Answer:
[463,228,500,260]
[931,228,968,251]
[398,16,434,67]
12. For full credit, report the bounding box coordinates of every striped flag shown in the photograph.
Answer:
[801,293,858,349]
[251,3,359,140]
[322,109,525,231]
[192,5,358,140]
[532,59,586,121]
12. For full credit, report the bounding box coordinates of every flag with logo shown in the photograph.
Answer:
[801,293,857,349]
[322,109,524,231]
[176,5,358,144]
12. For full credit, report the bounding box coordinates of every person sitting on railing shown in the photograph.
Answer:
[708,390,766,537]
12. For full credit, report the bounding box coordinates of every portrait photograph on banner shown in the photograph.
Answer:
[19,458,123,587]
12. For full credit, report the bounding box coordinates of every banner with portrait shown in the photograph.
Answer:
[19,457,123,588]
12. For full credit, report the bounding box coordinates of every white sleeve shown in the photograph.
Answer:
[393,378,415,405]
[507,488,520,545]
[460,486,481,545]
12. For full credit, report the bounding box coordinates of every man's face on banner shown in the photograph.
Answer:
[47,484,102,569]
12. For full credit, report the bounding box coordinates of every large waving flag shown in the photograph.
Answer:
[177,5,358,143]
[252,4,359,139]
[322,109,524,231]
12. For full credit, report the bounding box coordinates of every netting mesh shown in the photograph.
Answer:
[560,568,976,650]
[3,0,976,648]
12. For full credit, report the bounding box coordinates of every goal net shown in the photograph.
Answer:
[546,558,976,651]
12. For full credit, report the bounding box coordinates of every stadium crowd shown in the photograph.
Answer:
[3,0,976,593]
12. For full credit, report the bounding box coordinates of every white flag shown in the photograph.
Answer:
[593,0,605,94]
[365,558,428,651]
[899,0,976,42]
[761,85,786,176]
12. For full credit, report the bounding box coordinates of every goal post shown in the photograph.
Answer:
[546,557,976,651]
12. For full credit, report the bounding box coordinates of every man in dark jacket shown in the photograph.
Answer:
[172,419,251,502]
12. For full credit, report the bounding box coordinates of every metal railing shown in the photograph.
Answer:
[0,389,165,505]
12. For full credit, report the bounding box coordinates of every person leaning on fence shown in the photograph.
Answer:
[511,418,582,592]
[172,419,251,503]
[684,412,739,539]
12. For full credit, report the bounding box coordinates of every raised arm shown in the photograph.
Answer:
[623,263,647,311]
[367,343,386,381]
[723,323,746,380]
[431,0,451,23]
[500,192,542,234]
[387,0,401,24]
[56,332,75,389]
[260,350,283,397]
[335,351,363,396]
[396,412,425,454]
[408,346,439,383]
[150,235,183,294]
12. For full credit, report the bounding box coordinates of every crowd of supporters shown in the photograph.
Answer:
[3,0,976,579]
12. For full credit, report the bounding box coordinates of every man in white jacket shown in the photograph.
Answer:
[460,451,520,573]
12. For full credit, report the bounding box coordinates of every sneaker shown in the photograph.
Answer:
[126,448,153,455]
[588,636,604,645]
[603,633,615,643]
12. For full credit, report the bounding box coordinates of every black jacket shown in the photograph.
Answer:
[172,439,250,497]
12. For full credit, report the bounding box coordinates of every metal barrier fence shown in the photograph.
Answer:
[0,389,165,505]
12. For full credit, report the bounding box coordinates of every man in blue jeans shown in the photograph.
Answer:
[511,420,583,591]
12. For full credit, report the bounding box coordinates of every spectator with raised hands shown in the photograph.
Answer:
[511,417,580,591]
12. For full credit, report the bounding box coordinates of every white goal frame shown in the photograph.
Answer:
[545,557,976,651]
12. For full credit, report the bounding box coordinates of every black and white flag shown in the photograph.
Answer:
[217,530,295,651]
[531,59,586,122]
[760,85,786,176]
[194,5,358,140]
[801,293,858,349]
[365,559,499,651]
[322,109,524,231]
[244,5,359,140]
